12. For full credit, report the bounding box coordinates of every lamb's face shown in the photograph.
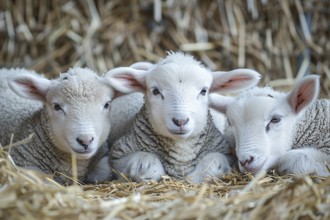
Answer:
[226,94,296,174]
[104,52,262,142]
[145,63,212,140]
[45,69,114,159]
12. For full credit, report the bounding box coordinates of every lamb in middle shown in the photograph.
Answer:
[106,52,261,183]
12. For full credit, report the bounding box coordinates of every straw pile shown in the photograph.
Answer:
[0,0,329,96]
[1,0,330,219]
[1,140,330,219]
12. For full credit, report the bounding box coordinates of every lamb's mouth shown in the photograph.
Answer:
[71,148,94,154]
[168,129,190,135]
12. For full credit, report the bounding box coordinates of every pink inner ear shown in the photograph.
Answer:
[220,76,253,89]
[17,81,45,101]
[294,80,314,113]
[115,74,143,89]
[211,75,253,92]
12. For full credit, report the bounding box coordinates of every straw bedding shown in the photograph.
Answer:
[1,141,330,219]
[0,0,330,219]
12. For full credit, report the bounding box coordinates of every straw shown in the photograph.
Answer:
[0,0,328,97]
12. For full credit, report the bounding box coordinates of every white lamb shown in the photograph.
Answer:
[210,75,330,176]
[108,61,228,143]
[106,52,261,183]
[1,67,131,185]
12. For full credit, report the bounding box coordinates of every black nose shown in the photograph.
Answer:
[172,117,189,127]
[76,136,94,149]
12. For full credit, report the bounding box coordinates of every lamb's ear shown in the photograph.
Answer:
[130,62,154,71]
[104,67,148,94]
[210,69,261,93]
[7,74,51,102]
[287,75,320,114]
[209,93,235,114]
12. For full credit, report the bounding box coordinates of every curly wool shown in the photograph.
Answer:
[293,99,330,152]
[108,92,144,145]
[48,68,112,104]
[110,105,232,178]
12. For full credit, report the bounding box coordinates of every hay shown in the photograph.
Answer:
[1,141,330,219]
[0,0,329,96]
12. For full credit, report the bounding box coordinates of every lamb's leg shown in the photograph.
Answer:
[277,148,330,176]
[112,151,165,182]
[186,152,231,183]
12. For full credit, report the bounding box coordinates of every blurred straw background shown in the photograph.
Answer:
[0,0,329,96]
[0,0,330,219]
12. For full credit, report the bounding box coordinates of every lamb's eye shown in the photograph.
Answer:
[200,88,208,96]
[104,101,111,109]
[152,88,160,96]
[270,116,281,124]
[266,115,282,132]
[53,103,62,111]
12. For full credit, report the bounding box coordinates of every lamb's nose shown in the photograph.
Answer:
[172,117,189,127]
[240,156,254,167]
[76,135,94,149]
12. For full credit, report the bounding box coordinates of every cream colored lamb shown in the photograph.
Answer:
[1,67,132,184]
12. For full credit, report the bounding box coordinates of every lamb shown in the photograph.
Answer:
[108,61,228,144]
[1,67,131,185]
[105,52,261,183]
[210,75,330,176]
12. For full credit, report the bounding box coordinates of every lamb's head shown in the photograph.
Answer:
[141,55,212,139]
[210,75,320,174]
[106,52,261,140]
[7,67,122,159]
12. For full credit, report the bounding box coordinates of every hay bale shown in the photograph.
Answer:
[0,0,329,96]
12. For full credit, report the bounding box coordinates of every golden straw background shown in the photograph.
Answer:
[0,0,329,96]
